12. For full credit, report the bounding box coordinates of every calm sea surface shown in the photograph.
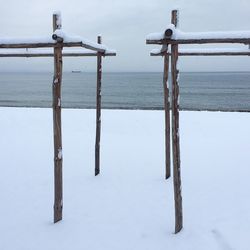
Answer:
[0,72,249,111]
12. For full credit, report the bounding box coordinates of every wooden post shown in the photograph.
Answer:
[52,13,63,223]
[171,9,183,233]
[95,35,102,176]
[163,49,171,179]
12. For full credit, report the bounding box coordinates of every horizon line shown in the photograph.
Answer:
[0,70,250,73]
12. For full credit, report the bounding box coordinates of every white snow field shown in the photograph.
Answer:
[0,108,249,250]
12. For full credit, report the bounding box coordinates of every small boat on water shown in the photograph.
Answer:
[71,70,82,73]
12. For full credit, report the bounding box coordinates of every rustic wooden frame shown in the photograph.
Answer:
[147,9,250,234]
[0,13,116,223]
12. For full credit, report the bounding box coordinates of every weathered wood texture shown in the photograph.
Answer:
[151,51,250,56]
[53,14,63,223]
[95,36,103,176]
[171,10,183,234]
[0,52,116,57]
[177,52,250,56]
[0,42,106,52]
[147,38,250,45]
[171,10,178,26]
[163,51,171,179]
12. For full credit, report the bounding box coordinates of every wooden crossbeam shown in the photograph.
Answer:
[0,51,116,57]
[0,42,106,52]
[151,51,250,56]
[147,38,250,45]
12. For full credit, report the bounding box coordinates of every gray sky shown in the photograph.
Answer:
[0,0,250,72]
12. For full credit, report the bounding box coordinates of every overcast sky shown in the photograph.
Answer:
[0,0,249,72]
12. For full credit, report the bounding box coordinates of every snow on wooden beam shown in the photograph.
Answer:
[0,41,108,52]
[0,11,115,53]
[146,28,250,45]
[147,37,250,45]
[0,31,114,53]
[52,29,109,52]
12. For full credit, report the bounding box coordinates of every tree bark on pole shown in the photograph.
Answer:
[95,35,102,176]
[171,9,183,233]
[163,49,171,179]
[52,13,63,223]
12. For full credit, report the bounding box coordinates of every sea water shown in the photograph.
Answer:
[0,72,249,111]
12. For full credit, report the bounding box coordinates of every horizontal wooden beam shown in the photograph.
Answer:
[146,38,250,45]
[0,42,106,52]
[0,42,58,49]
[151,51,250,56]
[0,52,116,57]
[179,52,250,56]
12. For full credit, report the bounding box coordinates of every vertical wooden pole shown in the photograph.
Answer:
[53,13,63,223]
[95,35,102,176]
[171,9,183,233]
[163,49,171,179]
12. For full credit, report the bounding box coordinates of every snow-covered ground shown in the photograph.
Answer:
[0,108,249,250]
